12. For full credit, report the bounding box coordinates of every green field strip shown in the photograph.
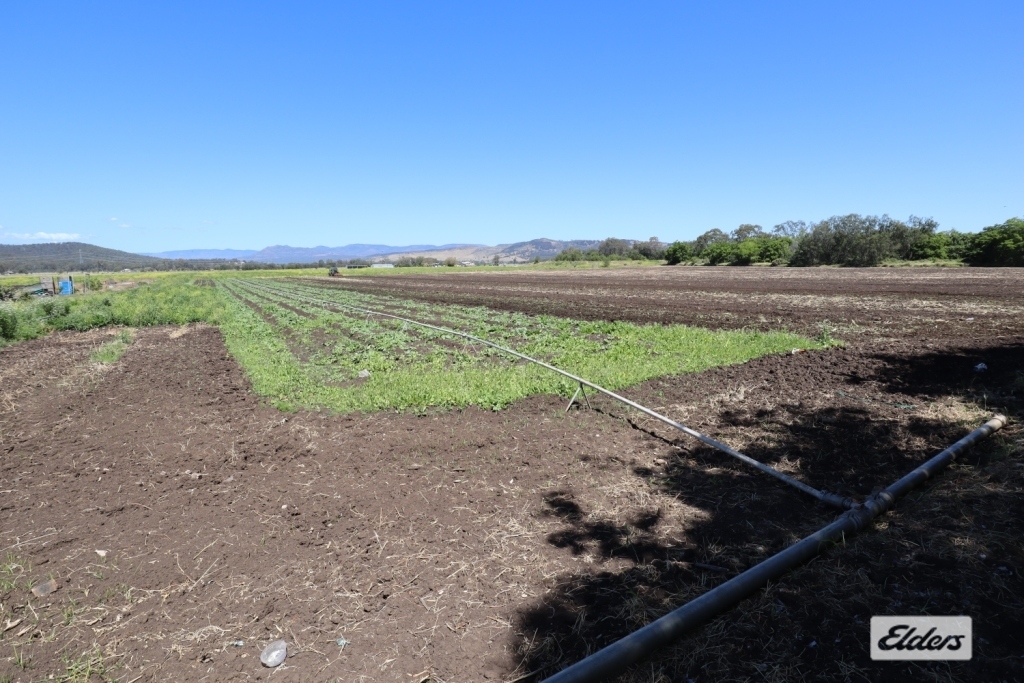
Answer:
[231,278,818,413]
[3,273,821,414]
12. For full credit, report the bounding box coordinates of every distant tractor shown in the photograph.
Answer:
[328,267,340,276]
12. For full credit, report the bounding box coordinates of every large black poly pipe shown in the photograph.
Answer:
[540,414,1007,683]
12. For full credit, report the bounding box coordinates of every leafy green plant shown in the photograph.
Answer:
[815,321,840,346]
[0,307,16,340]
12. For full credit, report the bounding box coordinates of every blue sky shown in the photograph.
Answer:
[1,1,1021,253]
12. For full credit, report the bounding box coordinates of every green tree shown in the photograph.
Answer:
[635,237,666,260]
[664,241,693,265]
[883,215,938,260]
[772,220,808,238]
[555,248,585,262]
[912,233,951,259]
[946,230,974,260]
[693,229,729,255]
[754,237,792,264]
[704,241,738,265]
[733,240,761,265]
[597,238,630,256]
[791,214,911,267]
[731,224,764,242]
[965,218,1024,266]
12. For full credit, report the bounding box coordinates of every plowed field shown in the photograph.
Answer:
[1,267,1021,683]
[314,266,1024,340]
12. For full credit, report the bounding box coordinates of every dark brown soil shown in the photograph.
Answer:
[310,266,1024,340]
[1,268,1022,683]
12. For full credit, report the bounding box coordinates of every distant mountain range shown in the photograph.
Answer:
[379,238,604,263]
[1,238,612,272]
[143,248,259,260]
[142,239,605,264]
[145,243,480,263]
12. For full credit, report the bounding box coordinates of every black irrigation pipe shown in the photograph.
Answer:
[540,414,1007,683]
[238,278,855,509]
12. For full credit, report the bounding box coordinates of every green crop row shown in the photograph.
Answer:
[223,279,817,413]
[3,273,819,415]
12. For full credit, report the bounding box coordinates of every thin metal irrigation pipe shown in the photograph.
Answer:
[239,278,855,509]
[539,414,1007,683]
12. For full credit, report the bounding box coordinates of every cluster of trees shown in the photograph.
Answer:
[787,215,953,266]
[241,258,383,270]
[964,217,1024,266]
[658,215,1023,267]
[664,224,794,265]
[394,256,468,267]
[555,237,667,262]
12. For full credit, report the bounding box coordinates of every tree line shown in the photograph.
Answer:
[554,237,669,263]
[553,216,1023,267]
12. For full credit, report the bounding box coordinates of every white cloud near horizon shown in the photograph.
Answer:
[3,231,81,241]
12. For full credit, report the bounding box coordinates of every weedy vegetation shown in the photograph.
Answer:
[89,329,136,363]
[0,274,229,348]
[219,278,817,412]
[1,272,818,413]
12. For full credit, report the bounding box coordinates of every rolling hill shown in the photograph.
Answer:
[143,248,258,260]
[0,242,169,272]
[2,237,625,272]
[375,238,604,263]
[246,243,481,263]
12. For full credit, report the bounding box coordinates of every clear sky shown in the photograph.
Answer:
[1,1,1021,253]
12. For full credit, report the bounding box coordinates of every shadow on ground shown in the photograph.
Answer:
[509,341,1024,683]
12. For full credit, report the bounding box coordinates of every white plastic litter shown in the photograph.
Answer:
[260,639,288,667]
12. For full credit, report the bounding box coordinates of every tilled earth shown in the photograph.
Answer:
[1,267,1022,683]
[314,266,1024,340]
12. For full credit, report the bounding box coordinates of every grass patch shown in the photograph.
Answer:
[2,272,820,414]
[0,553,31,593]
[0,274,231,348]
[89,329,135,363]
[221,279,819,412]
[55,647,114,683]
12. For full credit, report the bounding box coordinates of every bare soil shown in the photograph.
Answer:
[1,267,1022,683]
[314,266,1024,340]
